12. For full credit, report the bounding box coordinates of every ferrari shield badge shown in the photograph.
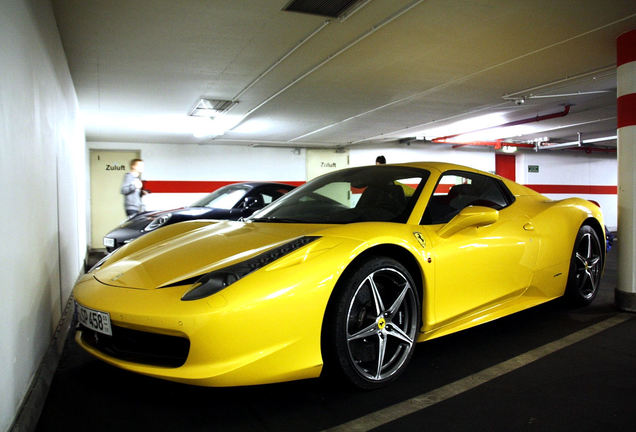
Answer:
[413,232,426,248]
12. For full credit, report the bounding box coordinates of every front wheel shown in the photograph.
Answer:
[565,225,603,306]
[324,257,420,389]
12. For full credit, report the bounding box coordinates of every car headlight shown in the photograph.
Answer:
[180,236,319,301]
[144,213,172,231]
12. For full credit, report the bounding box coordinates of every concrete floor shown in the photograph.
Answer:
[36,248,635,431]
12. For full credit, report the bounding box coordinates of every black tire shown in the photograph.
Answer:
[565,225,603,306]
[323,256,420,389]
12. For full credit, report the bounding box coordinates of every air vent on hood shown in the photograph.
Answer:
[283,0,363,18]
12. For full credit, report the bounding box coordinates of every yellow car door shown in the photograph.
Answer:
[419,170,537,325]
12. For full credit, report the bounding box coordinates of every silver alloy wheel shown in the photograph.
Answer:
[574,232,602,299]
[345,267,418,382]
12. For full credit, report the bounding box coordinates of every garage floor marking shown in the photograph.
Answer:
[325,314,632,432]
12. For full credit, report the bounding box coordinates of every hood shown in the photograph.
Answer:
[122,207,228,227]
[121,208,183,227]
[94,220,329,289]
[173,207,218,217]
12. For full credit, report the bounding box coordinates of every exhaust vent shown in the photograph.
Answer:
[189,98,237,118]
[283,0,363,18]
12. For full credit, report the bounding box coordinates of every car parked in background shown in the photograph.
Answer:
[103,182,295,251]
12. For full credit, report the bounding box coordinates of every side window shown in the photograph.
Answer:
[421,171,514,225]
[256,186,293,206]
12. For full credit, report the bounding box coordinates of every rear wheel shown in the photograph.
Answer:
[324,257,420,389]
[565,225,603,306]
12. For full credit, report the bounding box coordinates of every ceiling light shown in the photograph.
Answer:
[414,113,507,142]
[455,124,539,142]
[191,116,242,138]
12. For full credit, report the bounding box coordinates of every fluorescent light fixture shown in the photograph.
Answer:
[501,146,517,153]
[79,110,243,139]
[81,111,200,135]
[413,112,507,141]
[455,124,539,142]
[192,118,217,138]
[187,98,244,138]
[192,116,243,138]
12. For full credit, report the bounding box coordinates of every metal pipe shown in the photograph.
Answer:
[501,66,615,100]
[229,20,332,105]
[232,0,427,130]
[448,141,535,149]
[432,105,571,142]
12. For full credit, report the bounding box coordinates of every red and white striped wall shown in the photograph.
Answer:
[616,29,636,311]
[88,141,620,227]
[514,151,618,229]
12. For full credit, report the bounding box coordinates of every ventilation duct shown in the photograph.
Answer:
[283,0,363,18]
[189,98,237,118]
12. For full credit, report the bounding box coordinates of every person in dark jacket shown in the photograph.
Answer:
[121,158,145,216]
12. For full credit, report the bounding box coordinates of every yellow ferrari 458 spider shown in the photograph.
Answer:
[74,162,605,389]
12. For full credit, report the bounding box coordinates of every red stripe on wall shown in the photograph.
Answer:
[618,93,636,129]
[525,185,617,194]
[143,180,305,193]
[617,29,636,67]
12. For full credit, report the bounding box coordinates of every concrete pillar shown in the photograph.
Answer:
[616,29,636,312]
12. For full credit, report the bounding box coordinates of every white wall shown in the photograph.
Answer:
[87,142,496,214]
[349,144,496,172]
[87,141,617,228]
[0,1,86,430]
[517,151,618,229]
[87,141,307,211]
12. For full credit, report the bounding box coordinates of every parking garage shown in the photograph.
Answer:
[2,1,636,431]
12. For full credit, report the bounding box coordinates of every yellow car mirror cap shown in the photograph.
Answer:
[438,206,499,238]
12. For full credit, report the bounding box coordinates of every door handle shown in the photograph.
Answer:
[523,222,535,231]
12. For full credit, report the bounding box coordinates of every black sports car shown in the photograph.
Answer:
[103,182,295,252]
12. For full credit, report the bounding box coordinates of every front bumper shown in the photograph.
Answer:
[72,260,339,386]
[78,322,190,367]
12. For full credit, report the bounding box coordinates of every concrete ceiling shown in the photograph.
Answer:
[52,0,636,151]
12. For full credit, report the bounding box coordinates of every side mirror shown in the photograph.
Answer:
[437,206,499,238]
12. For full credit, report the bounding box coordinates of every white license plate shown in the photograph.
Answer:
[103,237,115,248]
[76,302,112,336]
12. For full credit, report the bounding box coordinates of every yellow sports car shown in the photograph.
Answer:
[74,162,605,389]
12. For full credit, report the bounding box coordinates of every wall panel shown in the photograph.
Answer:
[0,1,86,430]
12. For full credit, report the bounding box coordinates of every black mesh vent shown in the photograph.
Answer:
[80,324,190,368]
[283,0,362,18]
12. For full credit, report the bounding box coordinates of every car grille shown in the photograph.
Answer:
[79,324,190,368]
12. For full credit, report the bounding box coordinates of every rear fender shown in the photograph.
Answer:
[531,198,604,270]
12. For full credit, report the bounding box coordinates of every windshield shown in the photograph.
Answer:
[190,184,251,209]
[249,166,429,224]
